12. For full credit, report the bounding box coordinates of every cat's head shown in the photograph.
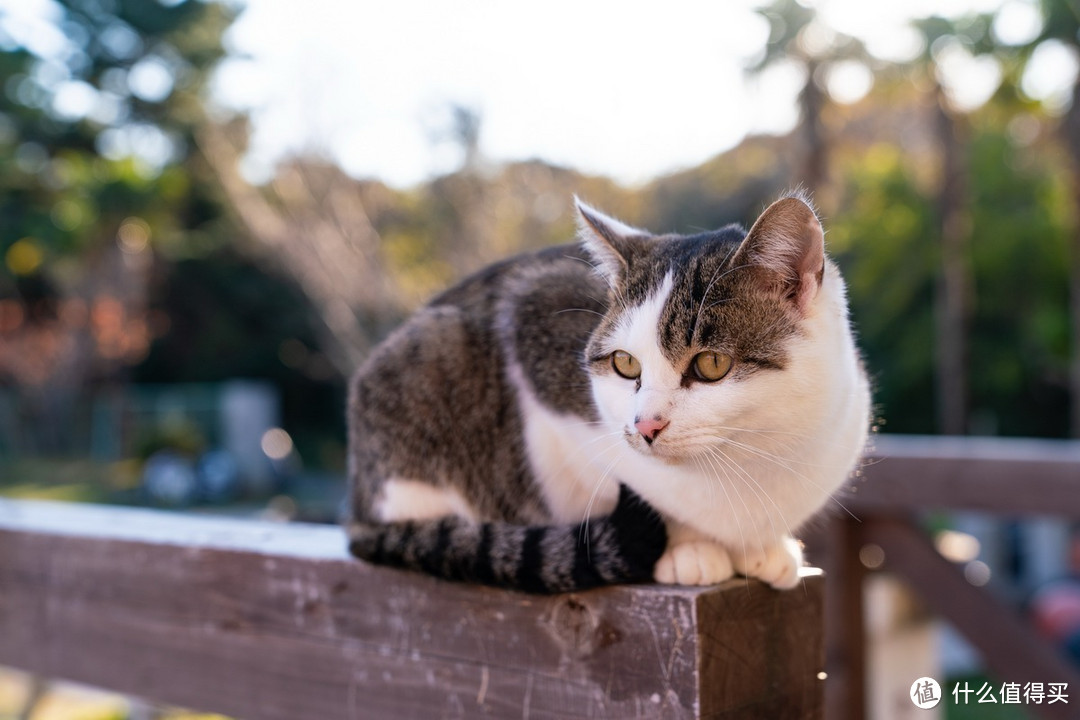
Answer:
[578,195,837,462]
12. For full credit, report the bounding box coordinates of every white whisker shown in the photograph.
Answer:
[696,450,750,570]
[554,307,605,319]
[702,433,862,522]
[709,445,794,556]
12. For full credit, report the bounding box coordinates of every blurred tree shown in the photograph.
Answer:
[134,249,346,468]
[199,103,627,378]
[747,0,870,204]
[198,122,400,377]
[424,104,495,278]
[965,126,1070,436]
[828,143,939,433]
[1028,0,1080,436]
[828,73,1072,436]
[0,0,235,453]
[907,15,996,434]
[639,134,792,233]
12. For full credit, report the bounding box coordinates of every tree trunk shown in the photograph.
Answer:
[1065,75,1080,438]
[933,81,971,435]
[798,59,828,198]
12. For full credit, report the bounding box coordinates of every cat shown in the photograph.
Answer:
[346,194,870,593]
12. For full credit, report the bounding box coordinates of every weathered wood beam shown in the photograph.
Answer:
[806,517,866,720]
[851,435,1080,516]
[0,500,824,720]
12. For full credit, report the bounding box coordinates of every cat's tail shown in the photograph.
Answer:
[346,484,667,594]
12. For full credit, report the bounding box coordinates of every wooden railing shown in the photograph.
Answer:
[4,435,1075,719]
[0,500,824,719]
[813,435,1080,720]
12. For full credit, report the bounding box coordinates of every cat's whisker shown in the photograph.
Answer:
[697,424,814,445]
[714,437,865,521]
[696,450,751,572]
[703,446,775,560]
[708,424,862,453]
[554,307,605,319]
[711,261,756,286]
[704,450,766,569]
[535,428,621,476]
[708,437,862,523]
[710,437,812,471]
[578,435,627,509]
[705,436,835,508]
[579,441,627,554]
[703,298,735,311]
[709,445,797,561]
[697,433,840,470]
[544,433,626,520]
[562,253,600,271]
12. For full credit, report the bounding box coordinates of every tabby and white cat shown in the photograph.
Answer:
[347,195,870,593]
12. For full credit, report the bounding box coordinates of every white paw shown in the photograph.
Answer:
[654,540,734,586]
[733,536,803,590]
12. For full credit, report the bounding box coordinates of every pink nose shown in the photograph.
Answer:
[634,417,669,443]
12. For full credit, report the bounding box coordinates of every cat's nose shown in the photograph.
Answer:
[634,416,669,444]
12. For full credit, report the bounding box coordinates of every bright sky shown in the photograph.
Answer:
[212,0,1066,187]
[1,0,1073,187]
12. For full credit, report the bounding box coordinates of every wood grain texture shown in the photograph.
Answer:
[696,574,825,719]
[0,500,824,720]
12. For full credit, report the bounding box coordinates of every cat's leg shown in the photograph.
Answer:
[731,534,803,590]
[654,520,735,586]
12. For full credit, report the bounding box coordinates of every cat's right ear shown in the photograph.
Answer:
[735,195,825,314]
[575,197,644,288]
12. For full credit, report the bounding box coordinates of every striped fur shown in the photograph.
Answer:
[347,484,666,593]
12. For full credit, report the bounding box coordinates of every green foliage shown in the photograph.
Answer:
[965,126,1071,436]
[826,97,1074,436]
[0,0,234,285]
[831,145,938,432]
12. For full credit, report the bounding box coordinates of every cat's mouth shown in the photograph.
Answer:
[624,428,686,463]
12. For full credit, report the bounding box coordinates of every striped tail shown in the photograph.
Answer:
[347,484,667,594]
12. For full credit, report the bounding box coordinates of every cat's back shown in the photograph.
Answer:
[428,243,598,316]
[347,243,607,523]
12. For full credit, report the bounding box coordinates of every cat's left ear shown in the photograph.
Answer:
[575,198,647,288]
[735,196,825,314]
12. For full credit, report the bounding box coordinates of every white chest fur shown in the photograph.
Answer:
[509,370,622,524]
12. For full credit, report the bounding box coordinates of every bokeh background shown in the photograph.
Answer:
[1,0,1079,718]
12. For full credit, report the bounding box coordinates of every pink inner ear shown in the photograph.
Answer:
[793,216,825,313]
[795,267,822,312]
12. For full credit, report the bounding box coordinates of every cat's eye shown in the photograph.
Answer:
[692,351,733,382]
[611,350,641,380]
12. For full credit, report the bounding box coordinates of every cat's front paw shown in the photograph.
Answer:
[654,540,734,586]
[732,536,803,590]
